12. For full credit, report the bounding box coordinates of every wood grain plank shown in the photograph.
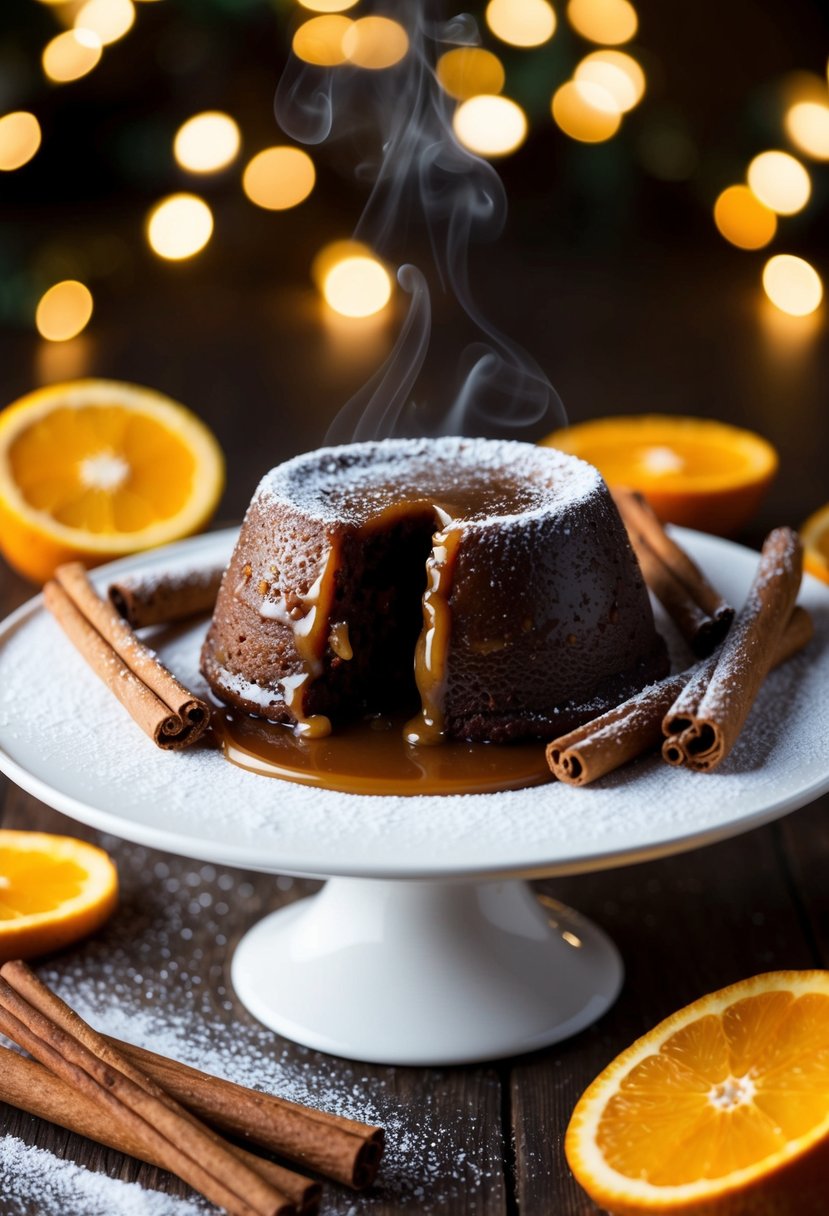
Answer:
[513,822,820,1214]
[777,794,829,964]
[0,791,507,1216]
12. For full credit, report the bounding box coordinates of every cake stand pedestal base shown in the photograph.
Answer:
[231,877,623,1065]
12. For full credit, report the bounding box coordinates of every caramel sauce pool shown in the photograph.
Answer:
[213,711,552,796]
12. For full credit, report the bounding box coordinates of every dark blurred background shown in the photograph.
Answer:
[1,0,827,536]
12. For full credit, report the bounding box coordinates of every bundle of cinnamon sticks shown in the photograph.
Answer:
[0,961,384,1214]
[546,492,811,787]
[44,562,217,751]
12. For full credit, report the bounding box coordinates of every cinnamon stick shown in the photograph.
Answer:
[613,488,734,657]
[107,1036,385,1189]
[661,527,804,772]
[547,606,812,787]
[0,962,295,1216]
[0,1046,321,1215]
[44,563,208,750]
[109,565,225,629]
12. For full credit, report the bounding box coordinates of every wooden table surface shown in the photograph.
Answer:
[2,199,829,1213]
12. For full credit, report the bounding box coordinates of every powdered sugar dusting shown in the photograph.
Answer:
[0,842,501,1212]
[1,531,829,880]
[114,567,225,603]
[0,1136,209,1216]
[254,437,602,528]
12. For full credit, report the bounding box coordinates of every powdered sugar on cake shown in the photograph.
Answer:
[254,437,603,528]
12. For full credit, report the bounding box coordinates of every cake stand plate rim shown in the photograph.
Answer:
[1,527,828,882]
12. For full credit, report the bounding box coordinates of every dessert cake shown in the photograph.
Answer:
[201,437,669,743]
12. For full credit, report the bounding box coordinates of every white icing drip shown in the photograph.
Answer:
[258,596,293,626]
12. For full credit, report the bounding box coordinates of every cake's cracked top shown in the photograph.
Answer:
[253,436,604,530]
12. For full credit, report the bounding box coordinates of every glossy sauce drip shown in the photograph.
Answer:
[214,710,552,796]
[261,538,342,739]
[405,527,462,746]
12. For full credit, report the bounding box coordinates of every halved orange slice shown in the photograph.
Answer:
[0,831,119,961]
[566,972,829,1215]
[0,379,224,583]
[542,416,778,536]
[801,501,829,586]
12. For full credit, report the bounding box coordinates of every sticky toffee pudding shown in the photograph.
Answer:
[201,437,668,792]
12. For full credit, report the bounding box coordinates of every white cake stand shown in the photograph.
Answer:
[1,529,828,1065]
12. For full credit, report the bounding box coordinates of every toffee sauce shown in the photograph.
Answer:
[213,710,552,796]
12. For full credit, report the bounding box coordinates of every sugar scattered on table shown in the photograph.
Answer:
[0,1135,210,1216]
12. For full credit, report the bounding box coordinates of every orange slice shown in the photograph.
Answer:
[566,972,829,1215]
[542,415,778,536]
[801,501,829,586]
[0,379,225,583]
[0,831,118,961]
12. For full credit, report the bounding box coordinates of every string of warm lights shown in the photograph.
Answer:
[0,0,826,340]
[6,0,150,341]
[711,69,829,318]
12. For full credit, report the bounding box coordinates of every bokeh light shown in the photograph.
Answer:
[312,239,368,288]
[552,80,622,143]
[785,101,829,162]
[174,112,241,174]
[315,246,393,318]
[713,185,777,251]
[567,0,638,46]
[453,95,528,158]
[146,194,213,260]
[747,150,811,216]
[0,112,42,172]
[74,0,135,46]
[342,17,409,70]
[762,254,823,317]
[436,48,505,101]
[35,280,94,342]
[292,15,352,66]
[485,0,556,49]
[42,29,103,83]
[298,0,357,10]
[242,147,316,210]
[574,50,645,112]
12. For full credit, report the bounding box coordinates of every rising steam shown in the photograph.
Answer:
[275,1,566,443]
